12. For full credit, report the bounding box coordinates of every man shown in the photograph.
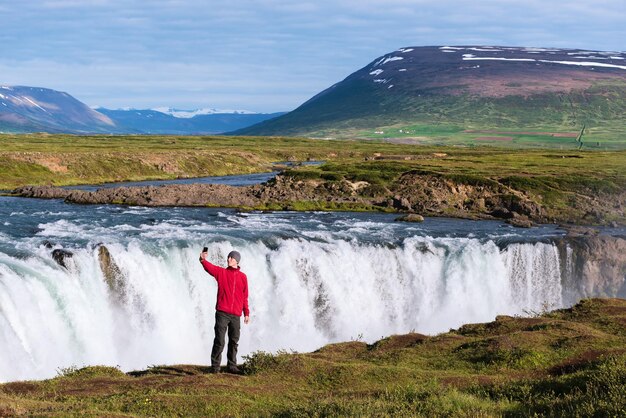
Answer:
[199,249,250,374]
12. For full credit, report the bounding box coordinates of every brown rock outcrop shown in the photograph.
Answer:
[387,172,545,221]
[10,172,622,226]
[98,245,126,302]
[558,235,626,303]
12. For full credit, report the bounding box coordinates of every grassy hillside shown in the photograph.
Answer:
[239,82,626,148]
[236,46,626,144]
[1,298,624,417]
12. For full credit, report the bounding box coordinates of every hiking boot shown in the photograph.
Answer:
[226,365,241,374]
[210,366,220,374]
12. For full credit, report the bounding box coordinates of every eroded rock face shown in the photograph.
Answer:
[9,172,622,226]
[390,172,545,221]
[558,235,626,303]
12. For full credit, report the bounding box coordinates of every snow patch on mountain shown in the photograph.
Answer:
[462,57,536,62]
[152,107,258,118]
[462,56,626,70]
[374,56,404,66]
[467,47,502,52]
[23,96,49,113]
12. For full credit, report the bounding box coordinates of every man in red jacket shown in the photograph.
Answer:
[200,249,250,374]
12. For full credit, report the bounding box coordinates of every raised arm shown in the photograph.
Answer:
[199,252,222,279]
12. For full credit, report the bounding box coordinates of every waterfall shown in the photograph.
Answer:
[0,236,564,382]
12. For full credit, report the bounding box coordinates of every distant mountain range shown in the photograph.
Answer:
[4,46,625,137]
[0,86,284,134]
[95,108,285,135]
[235,46,626,137]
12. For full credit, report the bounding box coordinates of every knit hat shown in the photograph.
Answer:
[227,250,241,264]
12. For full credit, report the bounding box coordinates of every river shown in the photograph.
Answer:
[0,173,621,382]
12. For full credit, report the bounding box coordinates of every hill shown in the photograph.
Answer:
[235,46,626,143]
[0,86,119,134]
[1,298,624,416]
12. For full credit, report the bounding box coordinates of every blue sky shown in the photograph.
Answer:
[1,0,624,112]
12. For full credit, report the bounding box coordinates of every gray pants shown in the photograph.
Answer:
[211,310,241,368]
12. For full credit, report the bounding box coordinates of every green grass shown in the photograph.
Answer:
[238,76,626,148]
[1,298,624,417]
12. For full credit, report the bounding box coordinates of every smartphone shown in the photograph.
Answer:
[202,247,208,253]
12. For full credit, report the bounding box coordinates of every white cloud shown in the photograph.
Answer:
[3,1,624,110]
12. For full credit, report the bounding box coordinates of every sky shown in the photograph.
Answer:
[1,0,624,112]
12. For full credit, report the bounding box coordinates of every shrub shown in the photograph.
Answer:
[243,350,294,375]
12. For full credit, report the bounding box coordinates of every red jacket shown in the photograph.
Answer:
[201,259,250,317]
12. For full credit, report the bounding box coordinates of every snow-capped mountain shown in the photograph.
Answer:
[0,85,284,134]
[151,107,258,118]
[0,86,119,133]
[236,46,626,136]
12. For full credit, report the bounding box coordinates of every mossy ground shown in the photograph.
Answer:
[1,298,624,417]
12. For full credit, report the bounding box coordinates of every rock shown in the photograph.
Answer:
[391,196,412,211]
[98,246,126,301]
[395,214,424,222]
[465,198,486,211]
[12,186,70,199]
[506,217,533,228]
[558,235,626,303]
[51,249,73,268]
[490,207,514,219]
[563,226,600,237]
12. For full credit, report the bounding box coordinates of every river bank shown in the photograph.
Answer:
[1,298,624,416]
[11,167,626,226]
[2,134,625,225]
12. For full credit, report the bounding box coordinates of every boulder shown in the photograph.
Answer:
[51,249,73,269]
[506,217,533,228]
[395,214,425,223]
[98,246,126,301]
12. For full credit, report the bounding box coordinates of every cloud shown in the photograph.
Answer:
[3,1,624,110]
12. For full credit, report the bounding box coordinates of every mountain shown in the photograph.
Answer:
[0,86,118,133]
[152,107,258,117]
[0,85,285,134]
[97,108,286,134]
[234,46,626,137]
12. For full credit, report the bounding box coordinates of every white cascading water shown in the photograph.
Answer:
[0,236,563,382]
